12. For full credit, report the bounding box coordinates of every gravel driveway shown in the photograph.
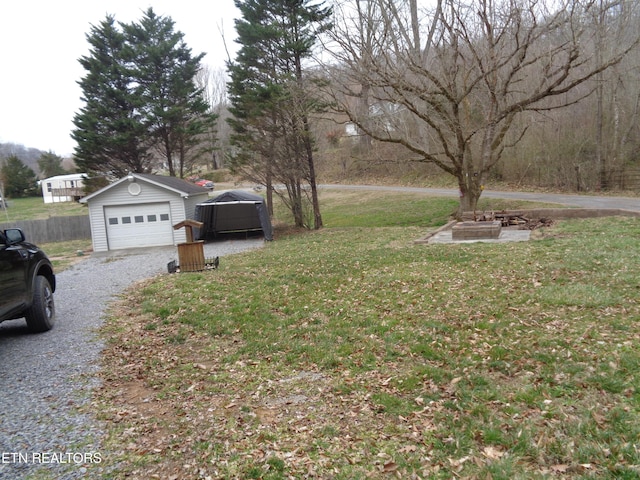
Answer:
[0,239,264,479]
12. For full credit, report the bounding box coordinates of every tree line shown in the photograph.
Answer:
[0,151,67,200]
[224,0,639,222]
[315,0,640,213]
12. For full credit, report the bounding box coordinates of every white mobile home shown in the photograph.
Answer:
[41,173,87,204]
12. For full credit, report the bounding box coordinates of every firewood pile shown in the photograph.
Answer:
[462,211,554,230]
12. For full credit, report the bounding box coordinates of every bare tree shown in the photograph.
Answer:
[196,65,229,170]
[328,0,381,151]
[323,0,639,214]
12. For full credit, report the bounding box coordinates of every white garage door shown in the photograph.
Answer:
[105,203,174,250]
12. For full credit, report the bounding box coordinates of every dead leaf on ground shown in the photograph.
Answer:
[482,446,505,460]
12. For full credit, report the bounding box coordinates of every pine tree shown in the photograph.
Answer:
[72,10,216,179]
[38,151,66,178]
[228,0,332,229]
[124,8,217,178]
[0,155,38,198]
[72,16,149,177]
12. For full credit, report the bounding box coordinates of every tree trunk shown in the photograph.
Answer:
[291,181,305,228]
[358,83,372,151]
[457,170,483,216]
[164,134,175,177]
[178,140,185,179]
[595,0,606,189]
[266,131,276,217]
[302,116,322,230]
[266,165,273,218]
[308,160,322,230]
[596,73,605,188]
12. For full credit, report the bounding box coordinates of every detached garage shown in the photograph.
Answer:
[80,173,210,252]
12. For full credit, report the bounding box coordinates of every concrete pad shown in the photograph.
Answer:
[427,228,531,244]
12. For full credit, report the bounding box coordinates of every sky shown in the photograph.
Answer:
[0,0,240,156]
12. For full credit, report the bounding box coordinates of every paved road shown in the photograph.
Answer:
[321,184,640,212]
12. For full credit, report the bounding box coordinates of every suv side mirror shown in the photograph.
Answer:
[4,228,26,245]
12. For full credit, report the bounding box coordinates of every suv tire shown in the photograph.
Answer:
[25,275,55,333]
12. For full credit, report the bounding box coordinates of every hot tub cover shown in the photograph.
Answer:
[195,190,273,241]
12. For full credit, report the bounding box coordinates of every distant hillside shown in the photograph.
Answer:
[0,143,76,177]
[0,143,45,176]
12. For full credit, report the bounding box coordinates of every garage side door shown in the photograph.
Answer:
[104,203,173,250]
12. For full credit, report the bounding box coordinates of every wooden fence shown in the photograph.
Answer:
[0,215,91,244]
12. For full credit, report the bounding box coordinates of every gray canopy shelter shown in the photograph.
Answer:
[195,190,273,241]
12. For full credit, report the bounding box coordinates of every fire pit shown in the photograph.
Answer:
[451,220,502,241]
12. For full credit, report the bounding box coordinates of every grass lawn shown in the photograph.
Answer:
[0,197,91,271]
[0,196,87,221]
[39,239,93,272]
[93,192,640,479]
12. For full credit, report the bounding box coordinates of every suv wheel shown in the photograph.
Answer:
[25,276,55,333]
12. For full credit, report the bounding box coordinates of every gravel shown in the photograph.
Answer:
[0,238,265,479]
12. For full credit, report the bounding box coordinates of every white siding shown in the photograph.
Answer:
[84,176,210,252]
[87,201,109,252]
[87,181,183,251]
[184,193,209,220]
[183,193,209,241]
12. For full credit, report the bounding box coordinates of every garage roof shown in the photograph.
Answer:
[80,173,209,203]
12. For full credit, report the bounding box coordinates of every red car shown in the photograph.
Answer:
[194,179,215,190]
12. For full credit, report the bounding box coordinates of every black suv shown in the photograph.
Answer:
[0,228,56,332]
